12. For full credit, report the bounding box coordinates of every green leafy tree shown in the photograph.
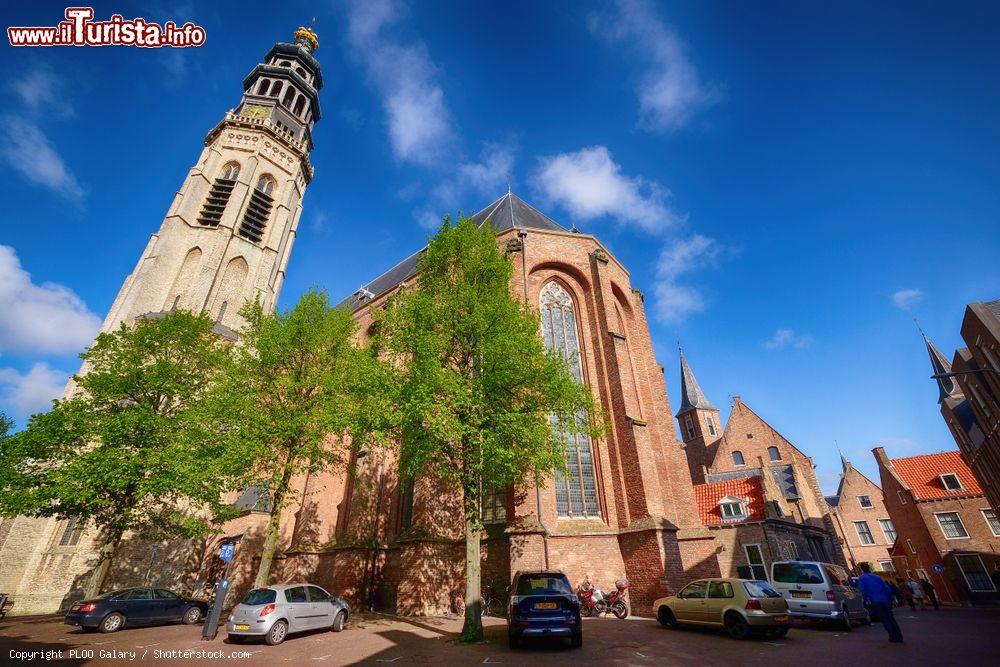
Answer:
[211,290,372,587]
[374,216,601,642]
[0,411,12,441]
[0,311,237,597]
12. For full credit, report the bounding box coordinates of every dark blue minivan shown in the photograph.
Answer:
[507,571,582,649]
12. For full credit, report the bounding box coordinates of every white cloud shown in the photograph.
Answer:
[0,244,101,355]
[0,362,68,418]
[891,289,923,311]
[344,0,454,165]
[764,329,815,350]
[653,234,724,323]
[534,145,679,233]
[12,65,72,117]
[1,116,86,203]
[590,0,716,132]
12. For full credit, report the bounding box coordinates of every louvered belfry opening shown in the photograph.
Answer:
[239,177,275,243]
[198,163,240,227]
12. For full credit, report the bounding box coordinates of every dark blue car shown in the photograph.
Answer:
[507,571,582,649]
[64,587,209,633]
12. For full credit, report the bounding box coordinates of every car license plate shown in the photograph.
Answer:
[791,591,811,599]
[534,602,557,610]
[774,615,789,622]
[234,624,250,631]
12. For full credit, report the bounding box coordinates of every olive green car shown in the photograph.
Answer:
[654,578,791,639]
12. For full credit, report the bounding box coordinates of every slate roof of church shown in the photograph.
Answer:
[676,353,717,415]
[339,192,570,311]
[706,465,800,500]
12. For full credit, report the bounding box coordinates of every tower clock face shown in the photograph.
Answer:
[243,104,271,119]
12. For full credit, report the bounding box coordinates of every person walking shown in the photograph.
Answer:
[908,577,927,610]
[859,563,903,643]
[897,577,915,610]
[920,577,939,610]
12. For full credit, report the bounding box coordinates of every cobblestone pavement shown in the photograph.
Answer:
[2,607,998,665]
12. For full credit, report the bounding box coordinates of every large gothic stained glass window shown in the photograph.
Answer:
[540,281,599,518]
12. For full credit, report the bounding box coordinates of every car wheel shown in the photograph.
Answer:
[840,606,852,632]
[724,612,751,640]
[611,601,629,619]
[100,612,125,633]
[265,620,288,646]
[769,627,789,638]
[580,603,593,618]
[332,610,347,632]
[657,606,679,629]
[508,634,519,650]
[571,631,582,648]
[182,606,202,625]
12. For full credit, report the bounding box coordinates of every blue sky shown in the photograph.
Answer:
[1,1,998,493]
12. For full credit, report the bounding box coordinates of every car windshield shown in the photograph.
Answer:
[744,581,782,598]
[241,588,277,606]
[772,563,824,584]
[516,575,572,596]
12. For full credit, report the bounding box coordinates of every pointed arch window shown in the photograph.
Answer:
[238,175,275,243]
[540,281,599,518]
[197,162,240,227]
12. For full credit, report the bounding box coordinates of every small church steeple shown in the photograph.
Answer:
[676,350,717,416]
[921,331,961,403]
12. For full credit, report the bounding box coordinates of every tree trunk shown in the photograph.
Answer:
[253,460,293,587]
[85,529,123,598]
[460,515,483,642]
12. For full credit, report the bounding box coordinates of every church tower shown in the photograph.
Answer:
[99,27,323,338]
[675,351,722,483]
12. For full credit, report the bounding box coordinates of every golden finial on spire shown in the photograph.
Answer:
[294,25,319,53]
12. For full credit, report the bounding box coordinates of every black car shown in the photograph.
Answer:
[64,587,209,633]
[507,571,582,649]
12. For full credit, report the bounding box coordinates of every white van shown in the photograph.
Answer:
[769,561,869,629]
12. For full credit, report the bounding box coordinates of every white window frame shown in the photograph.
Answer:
[955,553,997,593]
[878,518,897,544]
[934,511,970,540]
[982,508,1000,537]
[907,538,917,554]
[853,520,876,546]
[743,543,768,580]
[939,473,963,492]
[877,559,895,573]
[718,495,748,522]
[897,490,907,504]
[856,495,873,509]
[706,413,717,437]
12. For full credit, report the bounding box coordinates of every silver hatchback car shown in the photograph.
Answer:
[227,584,349,645]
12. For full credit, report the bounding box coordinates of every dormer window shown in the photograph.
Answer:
[718,496,748,522]
[940,473,963,491]
[732,450,745,466]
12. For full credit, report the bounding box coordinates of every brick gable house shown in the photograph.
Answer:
[874,447,1000,605]
[694,468,836,581]
[825,456,896,573]
[674,354,845,568]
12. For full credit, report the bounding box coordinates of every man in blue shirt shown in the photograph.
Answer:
[858,562,903,643]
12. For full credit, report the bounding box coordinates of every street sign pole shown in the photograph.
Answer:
[201,541,237,641]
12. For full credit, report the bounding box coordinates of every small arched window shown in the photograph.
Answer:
[282,86,296,108]
[295,66,307,78]
[279,60,291,67]
[270,80,282,97]
[768,446,781,461]
[221,162,240,181]
[256,175,275,195]
[732,450,746,466]
[256,79,269,95]
[293,94,306,117]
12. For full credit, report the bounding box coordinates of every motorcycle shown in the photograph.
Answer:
[577,579,630,619]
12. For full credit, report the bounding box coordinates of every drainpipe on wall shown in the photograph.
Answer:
[519,229,550,570]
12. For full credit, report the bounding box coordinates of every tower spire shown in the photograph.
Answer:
[675,350,716,416]
[921,329,960,403]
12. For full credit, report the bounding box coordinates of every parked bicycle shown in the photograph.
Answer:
[452,584,504,617]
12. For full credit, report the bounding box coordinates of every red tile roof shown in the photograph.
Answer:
[891,450,982,500]
[693,477,766,526]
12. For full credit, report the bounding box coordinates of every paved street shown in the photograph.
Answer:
[2,608,998,665]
